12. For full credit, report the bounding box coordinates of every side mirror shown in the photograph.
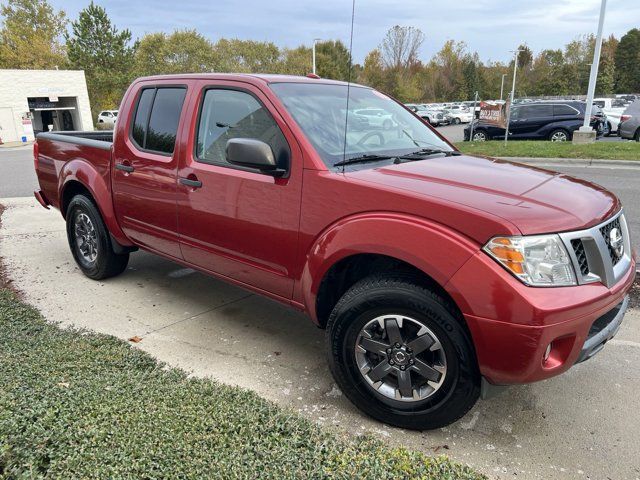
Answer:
[226,138,286,177]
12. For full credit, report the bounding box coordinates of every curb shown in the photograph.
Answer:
[498,157,640,168]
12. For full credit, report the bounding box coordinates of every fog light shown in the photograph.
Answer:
[544,343,552,362]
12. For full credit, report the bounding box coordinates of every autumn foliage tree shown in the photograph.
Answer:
[0,0,66,69]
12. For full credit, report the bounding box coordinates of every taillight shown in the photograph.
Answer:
[620,114,632,123]
[33,142,39,172]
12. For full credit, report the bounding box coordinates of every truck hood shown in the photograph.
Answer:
[348,154,619,236]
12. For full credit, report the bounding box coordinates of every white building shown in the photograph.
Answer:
[0,69,93,145]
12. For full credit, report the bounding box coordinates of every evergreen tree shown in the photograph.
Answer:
[615,28,640,93]
[66,2,136,120]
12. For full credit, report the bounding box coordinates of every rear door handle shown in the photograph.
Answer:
[116,163,134,173]
[179,177,203,189]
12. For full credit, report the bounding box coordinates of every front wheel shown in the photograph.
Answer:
[326,274,480,430]
[66,194,129,280]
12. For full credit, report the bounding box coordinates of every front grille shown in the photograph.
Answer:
[600,217,623,265]
[571,239,590,275]
[560,212,630,288]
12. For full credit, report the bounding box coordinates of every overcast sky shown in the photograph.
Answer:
[52,0,640,64]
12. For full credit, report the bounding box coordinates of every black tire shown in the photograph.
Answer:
[66,194,129,280]
[326,274,480,430]
[453,117,461,125]
[549,128,570,142]
[635,128,640,142]
[604,122,612,137]
[471,129,489,141]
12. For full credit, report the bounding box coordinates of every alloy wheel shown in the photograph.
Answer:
[74,212,98,263]
[551,131,568,142]
[355,314,447,402]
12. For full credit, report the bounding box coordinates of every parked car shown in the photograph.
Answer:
[464,101,606,141]
[619,100,640,141]
[446,106,473,124]
[593,98,627,135]
[97,110,118,126]
[34,74,635,431]
[353,108,396,130]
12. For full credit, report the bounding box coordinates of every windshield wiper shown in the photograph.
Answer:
[333,154,396,167]
[394,148,461,163]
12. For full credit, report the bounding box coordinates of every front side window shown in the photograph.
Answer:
[269,83,452,169]
[131,87,187,154]
[195,89,289,168]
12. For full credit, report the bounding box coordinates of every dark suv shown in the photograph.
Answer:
[464,101,606,141]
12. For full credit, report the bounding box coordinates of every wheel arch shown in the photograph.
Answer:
[59,161,131,246]
[299,213,479,328]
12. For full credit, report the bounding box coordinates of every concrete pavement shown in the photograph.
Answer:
[1,196,639,480]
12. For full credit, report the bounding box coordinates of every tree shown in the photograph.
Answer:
[597,35,618,95]
[66,2,136,119]
[134,30,216,76]
[615,28,640,93]
[314,40,352,81]
[213,39,282,73]
[0,0,66,69]
[380,25,424,70]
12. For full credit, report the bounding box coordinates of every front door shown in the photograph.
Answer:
[112,84,188,259]
[176,81,302,299]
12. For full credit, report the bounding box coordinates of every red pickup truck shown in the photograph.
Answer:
[34,74,635,430]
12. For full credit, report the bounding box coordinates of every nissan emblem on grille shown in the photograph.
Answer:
[609,227,624,259]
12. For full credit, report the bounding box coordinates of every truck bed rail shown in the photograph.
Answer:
[36,130,113,150]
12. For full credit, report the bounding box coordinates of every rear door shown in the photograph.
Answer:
[176,80,303,299]
[112,83,188,259]
[510,104,553,138]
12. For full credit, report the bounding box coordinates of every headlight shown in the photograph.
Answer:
[483,235,577,287]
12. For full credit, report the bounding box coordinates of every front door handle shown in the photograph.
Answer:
[179,177,203,189]
[116,163,134,173]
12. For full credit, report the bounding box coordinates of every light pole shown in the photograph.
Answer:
[576,0,607,142]
[312,38,322,75]
[504,49,524,146]
[500,74,507,101]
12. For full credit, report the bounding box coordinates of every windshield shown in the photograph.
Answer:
[269,83,452,168]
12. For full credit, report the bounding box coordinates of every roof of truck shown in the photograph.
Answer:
[133,73,367,88]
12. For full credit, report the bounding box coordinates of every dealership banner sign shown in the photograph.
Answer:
[479,101,509,129]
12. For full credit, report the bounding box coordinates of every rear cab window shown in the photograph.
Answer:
[130,86,187,155]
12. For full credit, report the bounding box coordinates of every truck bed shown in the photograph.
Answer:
[35,130,114,211]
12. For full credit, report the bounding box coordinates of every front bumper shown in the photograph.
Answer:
[446,250,636,385]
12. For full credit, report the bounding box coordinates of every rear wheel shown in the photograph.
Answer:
[635,128,640,142]
[472,130,489,142]
[326,274,480,430]
[549,129,569,142]
[66,194,129,280]
[453,117,462,125]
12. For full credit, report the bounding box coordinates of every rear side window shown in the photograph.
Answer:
[195,89,289,169]
[131,87,187,154]
[523,105,554,118]
[554,104,579,116]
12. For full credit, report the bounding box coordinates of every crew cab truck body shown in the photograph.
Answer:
[34,74,636,430]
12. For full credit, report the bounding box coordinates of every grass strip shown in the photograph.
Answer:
[0,289,484,479]
[456,140,640,160]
